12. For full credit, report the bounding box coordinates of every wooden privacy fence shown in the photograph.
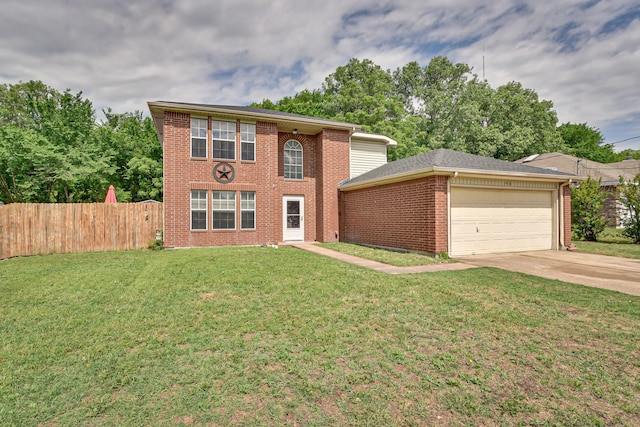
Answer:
[0,203,163,259]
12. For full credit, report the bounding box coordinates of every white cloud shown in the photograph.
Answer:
[0,0,638,149]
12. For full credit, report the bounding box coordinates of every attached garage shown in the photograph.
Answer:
[450,186,555,256]
[339,149,578,257]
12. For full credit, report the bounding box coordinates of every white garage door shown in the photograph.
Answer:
[450,187,553,256]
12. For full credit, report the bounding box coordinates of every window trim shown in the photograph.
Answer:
[190,190,208,230]
[240,122,256,162]
[190,117,208,159]
[240,191,256,230]
[212,190,236,230]
[212,119,237,161]
[284,140,303,180]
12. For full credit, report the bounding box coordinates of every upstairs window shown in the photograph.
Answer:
[240,123,256,161]
[213,120,236,160]
[190,118,207,158]
[284,140,303,180]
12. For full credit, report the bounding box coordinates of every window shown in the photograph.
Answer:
[191,118,207,158]
[284,140,303,179]
[241,192,255,229]
[240,123,255,161]
[190,190,207,230]
[213,120,236,160]
[212,191,236,229]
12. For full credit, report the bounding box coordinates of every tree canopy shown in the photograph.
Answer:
[255,56,639,163]
[0,81,162,204]
[255,56,569,161]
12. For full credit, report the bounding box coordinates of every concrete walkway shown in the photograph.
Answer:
[290,243,475,274]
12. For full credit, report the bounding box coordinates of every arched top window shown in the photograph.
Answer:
[284,140,303,180]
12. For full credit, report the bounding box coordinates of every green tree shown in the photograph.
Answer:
[571,177,608,241]
[96,110,162,202]
[255,57,567,162]
[254,90,329,118]
[322,58,405,128]
[615,148,640,161]
[558,123,617,163]
[617,174,640,243]
[485,82,564,160]
[0,81,113,202]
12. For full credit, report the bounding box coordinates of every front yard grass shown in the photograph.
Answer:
[319,242,451,266]
[1,247,639,426]
[573,228,640,259]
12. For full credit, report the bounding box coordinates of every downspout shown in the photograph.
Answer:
[559,179,572,249]
[447,172,458,256]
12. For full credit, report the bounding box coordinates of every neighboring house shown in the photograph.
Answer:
[148,101,396,248]
[516,152,640,227]
[149,101,577,257]
[339,149,577,256]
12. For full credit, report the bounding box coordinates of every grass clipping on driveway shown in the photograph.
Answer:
[1,247,639,426]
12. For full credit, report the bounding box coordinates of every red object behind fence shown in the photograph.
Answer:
[104,185,117,203]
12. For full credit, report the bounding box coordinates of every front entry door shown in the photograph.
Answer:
[283,196,304,241]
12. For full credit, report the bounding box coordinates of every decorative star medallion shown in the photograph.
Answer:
[213,162,235,183]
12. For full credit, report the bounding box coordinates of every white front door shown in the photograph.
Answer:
[283,196,304,241]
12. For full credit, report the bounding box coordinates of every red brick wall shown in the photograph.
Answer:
[316,129,351,242]
[162,110,349,247]
[340,175,449,254]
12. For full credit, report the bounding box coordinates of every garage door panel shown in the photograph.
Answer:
[451,188,553,256]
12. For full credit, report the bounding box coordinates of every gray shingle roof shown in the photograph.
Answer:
[342,149,576,187]
[155,101,358,128]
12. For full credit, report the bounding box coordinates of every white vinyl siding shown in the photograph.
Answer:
[350,139,387,178]
[450,188,554,256]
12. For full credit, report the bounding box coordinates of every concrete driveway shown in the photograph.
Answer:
[457,251,640,296]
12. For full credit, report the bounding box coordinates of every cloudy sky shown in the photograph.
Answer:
[2,0,639,150]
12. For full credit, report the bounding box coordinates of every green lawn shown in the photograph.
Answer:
[573,229,640,259]
[319,242,451,266]
[1,247,639,426]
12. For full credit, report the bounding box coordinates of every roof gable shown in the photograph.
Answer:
[516,152,640,183]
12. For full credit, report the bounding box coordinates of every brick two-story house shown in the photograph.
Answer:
[148,101,395,248]
[150,101,577,257]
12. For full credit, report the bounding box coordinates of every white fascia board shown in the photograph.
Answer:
[351,131,398,146]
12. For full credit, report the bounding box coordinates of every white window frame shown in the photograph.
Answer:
[190,117,207,158]
[212,190,236,230]
[212,120,236,160]
[284,140,303,180]
[190,190,207,230]
[240,123,256,161]
[240,191,256,230]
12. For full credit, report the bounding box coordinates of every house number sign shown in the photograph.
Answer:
[213,162,235,183]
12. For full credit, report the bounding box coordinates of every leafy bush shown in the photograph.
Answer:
[618,175,640,244]
[571,177,607,241]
